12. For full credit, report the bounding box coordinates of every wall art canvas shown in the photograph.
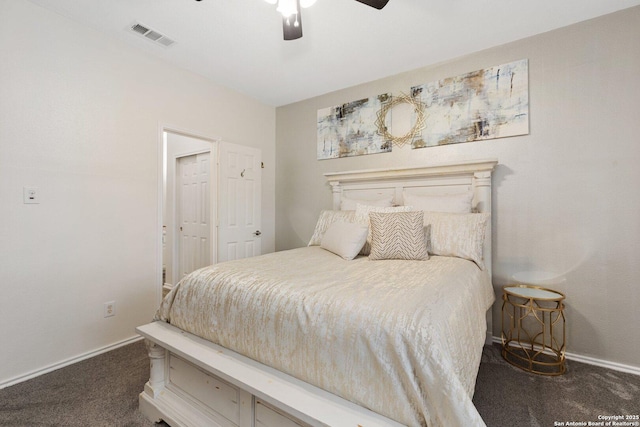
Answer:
[317,93,392,160]
[411,59,529,148]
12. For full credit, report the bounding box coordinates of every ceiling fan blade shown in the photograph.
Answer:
[283,14,302,40]
[283,3,303,40]
[354,0,389,9]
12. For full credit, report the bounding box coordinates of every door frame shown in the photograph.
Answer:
[158,124,220,306]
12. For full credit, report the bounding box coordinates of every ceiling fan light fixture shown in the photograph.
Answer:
[265,0,315,12]
[275,0,299,18]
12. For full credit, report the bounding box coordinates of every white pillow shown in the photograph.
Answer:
[368,211,429,261]
[354,204,414,255]
[341,195,393,211]
[320,222,369,260]
[308,210,357,246]
[403,191,473,214]
[423,212,489,269]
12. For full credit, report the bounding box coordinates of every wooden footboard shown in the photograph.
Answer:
[136,322,404,427]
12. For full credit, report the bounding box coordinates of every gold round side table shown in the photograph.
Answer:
[501,285,566,375]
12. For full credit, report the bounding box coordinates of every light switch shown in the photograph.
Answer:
[23,187,39,204]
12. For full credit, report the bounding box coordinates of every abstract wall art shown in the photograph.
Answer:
[411,59,529,148]
[317,93,392,160]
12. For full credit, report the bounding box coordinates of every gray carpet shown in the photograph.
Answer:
[0,340,638,426]
[474,344,640,426]
[0,340,158,427]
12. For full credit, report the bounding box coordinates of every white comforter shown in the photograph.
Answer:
[155,246,494,427]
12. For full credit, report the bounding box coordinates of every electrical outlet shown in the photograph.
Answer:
[104,301,116,318]
[23,187,39,204]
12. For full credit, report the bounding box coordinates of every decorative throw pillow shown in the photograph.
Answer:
[403,190,473,214]
[320,222,369,260]
[308,210,357,246]
[368,211,429,261]
[354,204,414,255]
[423,212,490,269]
[341,195,393,211]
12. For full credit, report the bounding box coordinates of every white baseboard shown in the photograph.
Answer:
[490,336,640,376]
[563,350,640,376]
[4,334,638,390]
[0,335,144,390]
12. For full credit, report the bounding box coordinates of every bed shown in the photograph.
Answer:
[137,159,498,427]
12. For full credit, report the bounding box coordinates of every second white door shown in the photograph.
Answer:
[217,142,262,262]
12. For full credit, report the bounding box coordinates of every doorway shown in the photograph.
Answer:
[159,128,263,303]
[163,132,213,290]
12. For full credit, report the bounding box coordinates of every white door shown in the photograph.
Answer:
[217,142,262,262]
[176,152,211,279]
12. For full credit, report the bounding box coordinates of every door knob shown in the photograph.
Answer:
[253,230,262,236]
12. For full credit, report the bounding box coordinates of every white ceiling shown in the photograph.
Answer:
[29,0,640,106]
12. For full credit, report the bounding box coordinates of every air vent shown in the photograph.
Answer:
[129,22,175,47]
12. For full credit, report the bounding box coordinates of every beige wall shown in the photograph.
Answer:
[276,7,640,369]
[0,0,275,385]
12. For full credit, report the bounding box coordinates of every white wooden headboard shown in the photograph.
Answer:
[324,159,497,213]
[324,158,498,265]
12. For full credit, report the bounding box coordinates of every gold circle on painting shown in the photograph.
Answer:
[375,93,426,147]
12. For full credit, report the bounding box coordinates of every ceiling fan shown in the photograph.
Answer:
[195,0,390,41]
[272,0,390,40]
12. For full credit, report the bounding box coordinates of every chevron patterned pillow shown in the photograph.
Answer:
[355,203,414,255]
[368,211,429,261]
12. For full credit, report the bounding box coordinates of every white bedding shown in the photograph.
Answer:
[155,246,494,427]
